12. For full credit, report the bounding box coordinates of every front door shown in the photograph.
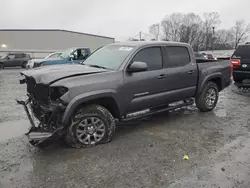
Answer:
[123,46,168,113]
[4,54,16,67]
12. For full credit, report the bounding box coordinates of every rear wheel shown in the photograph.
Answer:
[64,105,115,148]
[195,82,219,112]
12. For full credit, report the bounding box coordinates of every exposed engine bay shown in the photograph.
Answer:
[17,75,67,148]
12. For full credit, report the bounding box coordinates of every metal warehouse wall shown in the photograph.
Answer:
[0,30,114,52]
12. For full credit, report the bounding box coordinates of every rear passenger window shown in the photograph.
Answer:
[15,53,25,59]
[133,47,162,71]
[164,46,190,68]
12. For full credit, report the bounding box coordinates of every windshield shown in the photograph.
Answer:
[232,45,250,59]
[0,54,8,59]
[59,49,74,59]
[83,45,134,70]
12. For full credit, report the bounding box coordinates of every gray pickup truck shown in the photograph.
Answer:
[17,41,231,148]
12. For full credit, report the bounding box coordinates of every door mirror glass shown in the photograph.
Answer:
[127,61,148,72]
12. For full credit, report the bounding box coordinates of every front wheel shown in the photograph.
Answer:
[64,105,115,148]
[195,82,219,112]
[0,63,4,69]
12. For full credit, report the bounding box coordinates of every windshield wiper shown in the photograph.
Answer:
[87,64,108,69]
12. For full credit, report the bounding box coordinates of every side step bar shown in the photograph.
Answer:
[121,99,194,122]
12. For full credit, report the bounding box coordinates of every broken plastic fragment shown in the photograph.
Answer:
[183,155,189,160]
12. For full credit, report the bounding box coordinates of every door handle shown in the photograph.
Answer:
[157,74,167,79]
[187,70,195,74]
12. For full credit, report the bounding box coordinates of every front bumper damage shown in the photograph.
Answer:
[16,97,64,148]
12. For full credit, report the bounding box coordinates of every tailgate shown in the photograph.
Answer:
[233,58,250,71]
[232,45,250,71]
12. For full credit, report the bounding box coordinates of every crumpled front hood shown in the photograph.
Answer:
[21,64,109,85]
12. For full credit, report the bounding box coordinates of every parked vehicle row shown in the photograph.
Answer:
[26,48,91,69]
[17,41,232,148]
[0,47,91,70]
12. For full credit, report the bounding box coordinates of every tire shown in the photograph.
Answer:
[195,82,219,112]
[0,63,4,69]
[64,105,115,148]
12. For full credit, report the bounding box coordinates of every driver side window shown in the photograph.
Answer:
[132,47,162,71]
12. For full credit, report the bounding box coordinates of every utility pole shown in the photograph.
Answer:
[212,26,215,52]
[139,31,142,41]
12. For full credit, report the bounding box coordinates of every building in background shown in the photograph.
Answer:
[0,29,114,58]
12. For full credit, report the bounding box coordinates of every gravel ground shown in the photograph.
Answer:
[0,68,250,188]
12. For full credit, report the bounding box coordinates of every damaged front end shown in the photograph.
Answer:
[17,75,67,148]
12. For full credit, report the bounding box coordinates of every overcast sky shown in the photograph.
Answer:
[1,0,250,41]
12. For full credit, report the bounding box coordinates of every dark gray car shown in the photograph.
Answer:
[17,41,231,148]
[0,52,31,69]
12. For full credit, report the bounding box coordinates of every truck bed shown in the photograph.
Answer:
[197,59,231,92]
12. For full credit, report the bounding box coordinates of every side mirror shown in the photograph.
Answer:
[127,61,148,72]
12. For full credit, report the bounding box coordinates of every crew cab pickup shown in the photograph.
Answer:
[31,47,91,68]
[17,41,231,148]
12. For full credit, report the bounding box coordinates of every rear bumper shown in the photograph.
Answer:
[233,70,250,79]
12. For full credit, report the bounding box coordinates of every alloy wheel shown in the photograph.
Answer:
[76,117,105,145]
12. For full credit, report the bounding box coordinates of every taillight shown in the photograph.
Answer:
[230,59,241,66]
[230,64,233,73]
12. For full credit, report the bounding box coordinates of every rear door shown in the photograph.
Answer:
[231,45,250,71]
[14,53,25,66]
[160,46,198,102]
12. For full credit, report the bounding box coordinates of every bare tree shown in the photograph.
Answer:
[202,12,221,50]
[179,13,203,46]
[214,29,234,49]
[161,13,184,41]
[232,20,250,48]
[149,24,160,41]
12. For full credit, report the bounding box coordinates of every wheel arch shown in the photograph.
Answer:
[197,73,222,96]
[62,90,120,125]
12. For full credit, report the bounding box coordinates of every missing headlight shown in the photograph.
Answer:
[50,87,68,101]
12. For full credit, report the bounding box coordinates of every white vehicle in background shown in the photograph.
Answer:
[26,52,62,69]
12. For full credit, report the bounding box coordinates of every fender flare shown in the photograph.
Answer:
[62,89,118,125]
[196,72,222,96]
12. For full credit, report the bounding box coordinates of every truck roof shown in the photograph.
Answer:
[109,41,189,48]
